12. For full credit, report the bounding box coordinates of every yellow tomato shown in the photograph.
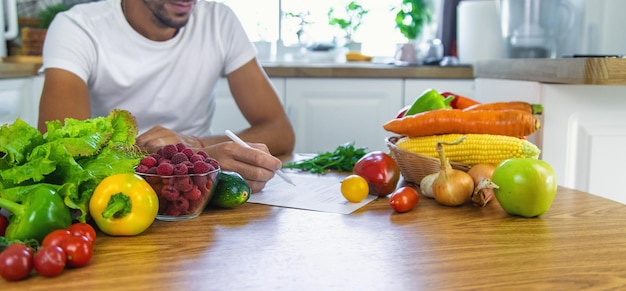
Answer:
[341,175,369,203]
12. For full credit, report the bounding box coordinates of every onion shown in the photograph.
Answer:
[432,137,474,206]
[419,173,438,198]
[467,163,497,207]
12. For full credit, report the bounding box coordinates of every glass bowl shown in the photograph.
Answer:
[136,168,220,221]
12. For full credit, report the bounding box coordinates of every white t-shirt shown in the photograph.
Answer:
[41,0,257,136]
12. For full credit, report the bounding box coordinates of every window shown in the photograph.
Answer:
[214,0,441,58]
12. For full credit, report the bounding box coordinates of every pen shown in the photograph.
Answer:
[224,129,296,186]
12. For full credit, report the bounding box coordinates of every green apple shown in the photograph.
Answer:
[492,158,558,217]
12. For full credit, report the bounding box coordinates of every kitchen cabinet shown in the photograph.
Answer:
[209,77,286,135]
[475,78,626,205]
[285,78,403,153]
[0,75,42,127]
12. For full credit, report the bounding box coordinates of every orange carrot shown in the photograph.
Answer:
[463,101,543,115]
[441,92,481,110]
[383,109,540,137]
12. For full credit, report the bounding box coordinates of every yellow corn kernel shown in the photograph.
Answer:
[394,134,540,166]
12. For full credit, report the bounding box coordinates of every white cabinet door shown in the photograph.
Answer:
[210,77,286,135]
[542,84,626,204]
[286,78,403,153]
[404,79,474,106]
[0,77,39,127]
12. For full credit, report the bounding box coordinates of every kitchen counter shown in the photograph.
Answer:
[474,57,626,85]
[0,60,474,80]
[5,166,625,290]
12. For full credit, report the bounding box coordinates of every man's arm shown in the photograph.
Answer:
[204,58,295,156]
[38,68,91,132]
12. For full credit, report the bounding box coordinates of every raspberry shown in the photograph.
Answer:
[191,175,207,187]
[176,143,187,152]
[182,148,194,158]
[196,150,209,159]
[171,196,190,213]
[175,177,194,192]
[148,167,158,174]
[140,156,158,168]
[150,153,162,160]
[161,144,178,159]
[183,186,202,201]
[187,198,205,213]
[173,163,188,175]
[190,154,204,163]
[165,203,181,216]
[135,164,149,173]
[157,163,174,175]
[206,158,220,170]
[158,158,172,165]
[161,185,179,201]
[171,152,189,164]
[193,161,210,174]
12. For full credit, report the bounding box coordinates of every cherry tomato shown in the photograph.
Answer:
[0,215,8,236]
[389,186,420,213]
[353,151,400,197]
[341,175,369,203]
[34,245,66,277]
[61,235,93,268]
[42,229,72,248]
[67,223,97,244]
[0,244,34,281]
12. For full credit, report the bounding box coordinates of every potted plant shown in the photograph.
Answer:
[394,0,431,63]
[327,1,369,51]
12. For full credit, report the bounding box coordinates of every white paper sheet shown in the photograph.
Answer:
[247,172,377,214]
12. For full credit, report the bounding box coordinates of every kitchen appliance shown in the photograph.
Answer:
[1,0,19,57]
[456,0,503,64]
[498,0,575,58]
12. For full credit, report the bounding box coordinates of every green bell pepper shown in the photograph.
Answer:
[404,88,454,116]
[0,184,72,243]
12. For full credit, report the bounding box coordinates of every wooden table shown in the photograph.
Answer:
[3,174,625,290]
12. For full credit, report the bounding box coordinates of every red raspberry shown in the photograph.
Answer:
[187,197,206,213]
[176,143,187,152]
[165,203,181,216]
[196,150,209,159]
[161,185,179,201]
[182,148,194,158]
[171,152,189,164]
[183,186,202,201]
[171,196,190,213]
[148,166,158,174]
[158,158,171,165]
[174,177,194,192]
[157,163,174,175]
[140,156,157,168]
[135,164,150,173]
[190,154,204,163]
[173,163,188,175]
[161,144,178,159]
[193,161,210,174]
[206,158,219,170]
[191,175,207,187]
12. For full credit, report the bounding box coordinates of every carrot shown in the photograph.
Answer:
[383,109,541,137]
[463,101,543,115]
[441,92,481,110]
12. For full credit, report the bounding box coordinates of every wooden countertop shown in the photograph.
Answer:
[5,172,625,290]
[474,57,626,85]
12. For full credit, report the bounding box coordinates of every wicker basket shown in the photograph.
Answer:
[386,136,471,185]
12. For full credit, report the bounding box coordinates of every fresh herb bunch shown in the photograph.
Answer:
[282,143,367,174]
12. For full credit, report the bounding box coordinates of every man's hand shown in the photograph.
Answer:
[136,125,201,151]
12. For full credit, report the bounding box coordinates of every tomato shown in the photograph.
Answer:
[353,151,400,197]
[67,222,97,244]
[341,175,369,203]
[492,158,558,217]
[0,244,33,281]
[42,229,72,248]
[61,235,93,268]
[0,215,8,236]
[34,246,66,277]
[389,187,420,213]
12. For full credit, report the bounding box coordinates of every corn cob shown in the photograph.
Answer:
[395,134,540,166]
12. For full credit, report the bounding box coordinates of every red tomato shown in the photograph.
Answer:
[0,215,7,236]
[389,187,420,213]
[61,235,93,268]
[0,244,34,281]
[67,223,97,244]
[34,246,66,277]
[42,229,72,248]
[353,151,401,197]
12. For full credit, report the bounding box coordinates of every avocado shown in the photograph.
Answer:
[209,171,251,209]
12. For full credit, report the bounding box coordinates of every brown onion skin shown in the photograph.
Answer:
[433,169,474,206]
[467,164,497,186]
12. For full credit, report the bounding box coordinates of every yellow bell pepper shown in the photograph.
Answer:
[89,173,159,236]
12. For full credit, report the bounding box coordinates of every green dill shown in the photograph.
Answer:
[282,143,367,174]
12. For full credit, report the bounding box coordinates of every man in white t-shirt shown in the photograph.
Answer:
[38,0,295,193]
